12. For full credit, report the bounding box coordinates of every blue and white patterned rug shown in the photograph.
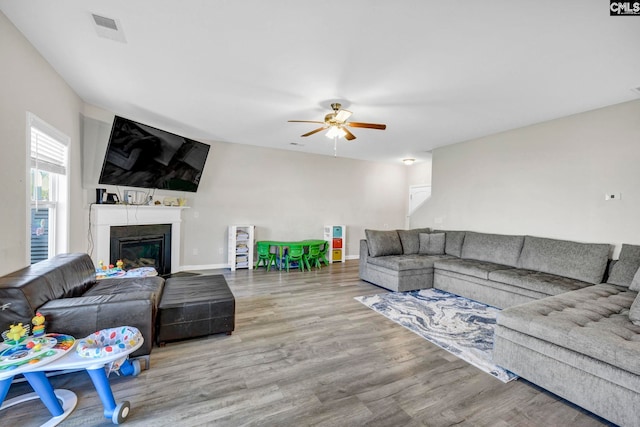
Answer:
[355,288,517,383]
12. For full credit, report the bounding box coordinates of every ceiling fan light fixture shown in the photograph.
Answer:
[326,126,346,139]
[402,158,415,165]
[289,103,386,154]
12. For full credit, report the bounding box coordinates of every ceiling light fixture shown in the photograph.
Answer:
[403,158,415,165]
[325,126,347,139]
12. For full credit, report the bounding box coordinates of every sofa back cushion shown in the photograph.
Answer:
[365,229,403,257]
[517,236,610,284]
[419,233,446,255]
[0,253,96,328]
[607,244,640,287]
[461,232,524,267]
[434,230,466,258]
[396,228,431,255]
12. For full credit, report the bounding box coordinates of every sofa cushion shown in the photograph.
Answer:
[488,268,594,297]
[497,284,640,375]
[608,244,640,288]
[517,236,610,285]
[631,267,640,292]
[434,258,514,280]
[396,228,430,255]
[367,254,451,271]
[84,276,165,308]
[630,293,640,326]
[460,232,524,267]
[419,232,445,255]
[434,230,466,258]
[365,229,403,257]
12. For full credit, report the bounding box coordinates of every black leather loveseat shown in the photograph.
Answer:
[0,253,164,358]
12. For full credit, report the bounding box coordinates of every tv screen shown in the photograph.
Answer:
[98,116,210,192]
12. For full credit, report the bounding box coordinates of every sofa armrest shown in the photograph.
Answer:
[0,253,96,328]
[38,292,155,356]
[360,239,369,260]
[359,240,370,279]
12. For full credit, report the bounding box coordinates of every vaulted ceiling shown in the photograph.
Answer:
[2,1,639,163]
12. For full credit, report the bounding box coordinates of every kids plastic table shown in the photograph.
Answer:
[0,329,143,426]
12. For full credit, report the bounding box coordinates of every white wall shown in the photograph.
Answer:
[407,154,432,188]
[185,141,408,267]
[406,154,432,227]
[0,12,84,275]
[80,107,409,268]
[411,99,640,257]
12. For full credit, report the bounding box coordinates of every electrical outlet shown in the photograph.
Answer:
[193,248,198,255]
[218,247,223,255]
[434,216,444,224]
[605,193,622,201]
[193,211,199,218]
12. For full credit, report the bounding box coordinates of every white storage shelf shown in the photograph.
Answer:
[323,225,346,263]
[229,225,254,271]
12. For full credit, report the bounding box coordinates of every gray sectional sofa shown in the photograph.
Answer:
[493,244,640,427]
[359,229,609,308]
[359,229,640,427]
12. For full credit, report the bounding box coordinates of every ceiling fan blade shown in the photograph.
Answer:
[335,109,352,123]
[347,122,387,130]
[288,120,324,124]
[301,126,327,137]
[343,127,356,141]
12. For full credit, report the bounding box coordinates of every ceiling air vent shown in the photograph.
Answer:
[91,13,127,43]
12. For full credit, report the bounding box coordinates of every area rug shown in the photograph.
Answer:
[355,288,517,383]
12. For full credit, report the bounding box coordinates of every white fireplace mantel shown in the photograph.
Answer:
[91,205,187,273]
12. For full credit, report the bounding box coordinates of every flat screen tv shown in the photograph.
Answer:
[98,116,210,192]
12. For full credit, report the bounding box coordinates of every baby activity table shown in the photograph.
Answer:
[0,327,143,426]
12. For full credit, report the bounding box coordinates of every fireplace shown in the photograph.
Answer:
[91,205,185,274]
[110,224,171,275]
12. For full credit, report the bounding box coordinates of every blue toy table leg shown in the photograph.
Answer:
[0,376,13,407]
[23,371,64,416]
[86,367,131,424]
[86,367,117,418]
[1,373,77,425]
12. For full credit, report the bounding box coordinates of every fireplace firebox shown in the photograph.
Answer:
[110,224,171,275]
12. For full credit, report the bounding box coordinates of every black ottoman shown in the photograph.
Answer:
[157,275,235,345]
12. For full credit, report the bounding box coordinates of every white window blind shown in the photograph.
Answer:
[30,127,67,176]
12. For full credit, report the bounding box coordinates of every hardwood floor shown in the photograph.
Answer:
[4,261,611,426]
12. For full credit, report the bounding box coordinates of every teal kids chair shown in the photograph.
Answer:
[254,241,277,271]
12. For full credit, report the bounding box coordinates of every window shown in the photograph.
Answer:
[28,113,69,264]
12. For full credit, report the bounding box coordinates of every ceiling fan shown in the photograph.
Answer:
[288,103,386,141]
